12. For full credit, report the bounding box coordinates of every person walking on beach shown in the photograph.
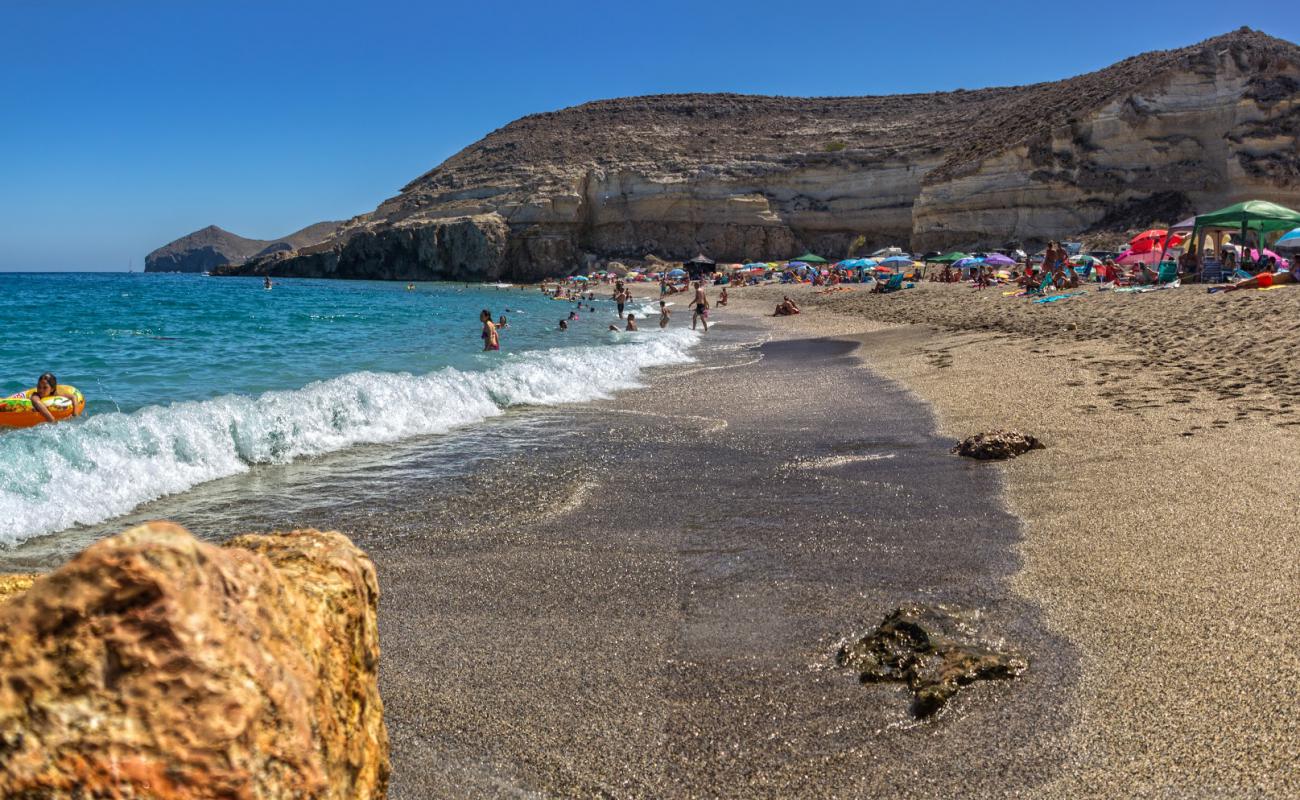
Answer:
[689,281,709,331]
[480,310,499,351]
[658,301,671,329]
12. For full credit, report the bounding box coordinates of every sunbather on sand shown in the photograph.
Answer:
[1220,259,1294,292]
[773,296,800,316]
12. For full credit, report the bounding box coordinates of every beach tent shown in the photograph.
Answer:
[793,253,828,264]
[1194,200,1300,234]
[931,251,968,263]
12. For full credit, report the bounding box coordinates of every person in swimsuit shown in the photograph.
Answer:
[718,286,729,306]
[1219,257,1295,292]
[773,296,800,316]
[658,301,671,329]
[480,310,499,351]
[26,372,77,425]
[625,313,638,332]
[559,319,568,331]
[689,281,709,331]
[264,276,273,289]
[497,315,509,330]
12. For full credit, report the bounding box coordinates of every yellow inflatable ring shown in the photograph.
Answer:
[0,385,86,427]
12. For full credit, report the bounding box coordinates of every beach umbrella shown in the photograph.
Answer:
[931,251,968,263]
[787,261,810,269]
[1069,255,1102,266]
[1274,228,1300,249]
[880,255,914,265]
[793,252,828,263]
[666,268,687,277]
[1116,249,1162,266]
[1129,229,1167,253]
[982,253,1016,267]
[571,275,589,281]
[953,257,982,269]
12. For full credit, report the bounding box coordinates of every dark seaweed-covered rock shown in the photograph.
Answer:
[951,430,1045,460]
[836,604,1027,717]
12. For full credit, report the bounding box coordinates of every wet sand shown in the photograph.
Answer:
[721,281,1300,797]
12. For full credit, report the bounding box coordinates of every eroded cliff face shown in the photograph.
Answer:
[912,43,1300,249]
[216,28,1298,280]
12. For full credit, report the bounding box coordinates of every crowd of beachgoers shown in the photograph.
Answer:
[551,199,1300,308]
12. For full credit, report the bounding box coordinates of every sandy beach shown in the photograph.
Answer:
[717,280,1300,796]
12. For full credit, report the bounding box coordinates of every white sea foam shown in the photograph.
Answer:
[0,331,697,546]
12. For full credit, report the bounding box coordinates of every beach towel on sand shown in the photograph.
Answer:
[1033,291,1086,304]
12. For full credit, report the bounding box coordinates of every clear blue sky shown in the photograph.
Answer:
[2,1,1295,270]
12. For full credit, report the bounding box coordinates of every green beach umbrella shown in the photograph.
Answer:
[931,251,968,263]
[793,252,828,263]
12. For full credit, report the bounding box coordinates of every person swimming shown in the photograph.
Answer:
[625,313,638,331]
[26,372,77,425]
[480,310,499,351]
[559,319,568,331]
[264,276,273,289]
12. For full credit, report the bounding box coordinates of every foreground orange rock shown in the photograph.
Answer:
[0,522,388,799]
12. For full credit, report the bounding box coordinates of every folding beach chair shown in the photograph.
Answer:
[1199,259,1223,284]
[1155,261,1179,285]
[876,273,905,293]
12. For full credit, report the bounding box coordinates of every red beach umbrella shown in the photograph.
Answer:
[1129,229,1168,254]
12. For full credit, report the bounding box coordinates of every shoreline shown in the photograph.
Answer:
[3,279,1295,794]
[718,281,1300,795]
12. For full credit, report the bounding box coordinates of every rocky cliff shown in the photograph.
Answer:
[145,221,342,273]
[215,28,1298,280]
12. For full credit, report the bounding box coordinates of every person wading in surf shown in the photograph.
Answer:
[480,310,499,351]
[688,281,709,331]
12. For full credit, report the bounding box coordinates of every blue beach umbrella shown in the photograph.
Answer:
[667,268,687,277]
[1276,228,1300,248]
[881,255,914,265]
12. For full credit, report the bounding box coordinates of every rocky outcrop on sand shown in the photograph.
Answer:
[0,522,388,799]
[837,604,1028,717]
[208,29,1299,282]
[952,430,1046,460]
[145,221,343,273]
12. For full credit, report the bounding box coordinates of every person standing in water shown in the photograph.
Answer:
[480,309,499,351]
[615,281,627,318]
[264,276,273,289]
[689,281,709,331]
[625,312,638,331]
[658,300,671,329]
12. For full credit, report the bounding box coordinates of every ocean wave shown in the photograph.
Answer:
[0,331,697,546]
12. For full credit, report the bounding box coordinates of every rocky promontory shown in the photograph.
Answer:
[204,28,1298,281]
[145,221,342,273]
[0,522,388,799]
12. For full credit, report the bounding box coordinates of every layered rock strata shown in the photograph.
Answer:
[203,28,1298,281]
[0,522,388,800]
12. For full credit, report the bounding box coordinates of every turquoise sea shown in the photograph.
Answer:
[0,273,697,548]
